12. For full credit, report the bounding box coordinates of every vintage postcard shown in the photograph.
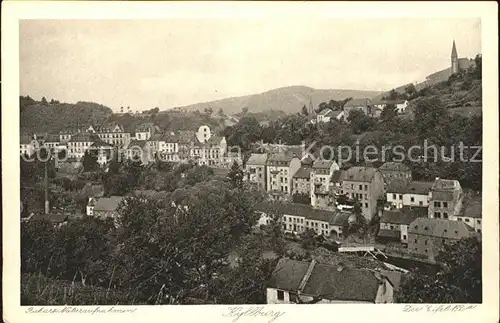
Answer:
[2,1,499,323]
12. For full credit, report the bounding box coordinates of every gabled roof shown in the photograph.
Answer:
[269,259,383,302]
[312,160,335,169]
[318,108,333,117]
[246,153,268,166]
[330,170,342,183]
[69,132,100,142]
[409,218,475,238]
[340,167,379,182]
[292,166,312,179]
[93,196,124,212]
[431,178,460,191]
[380,209,422,225]
[267,151,298,163]
[377,229,400,239]
[462,200,482,219]
[344,98,372,108]
[378,162,410,172]
[331,110,344,118]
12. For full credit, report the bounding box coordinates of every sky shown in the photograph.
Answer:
[20,19,481,112]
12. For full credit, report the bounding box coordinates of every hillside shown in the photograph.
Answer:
[20,97,113,134]
[174,86,382,115]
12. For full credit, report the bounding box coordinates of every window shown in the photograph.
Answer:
[424,226,428,230]
[365,194,368,200]
[365,185,368,190]
[424,249,428,253]
[464,218,470,222]
[424,240,428,245]
[403,235,407,240]
[434,201,441,207]
[399,194,403,200]
[457,217,462,221]
[393,194,396,199]
[351,184,354,189]
[365,203,368,208]
[477,229,481,233]
[277,290,284,300]
[305,221,309,226]
[359,185,363,190]
[434,212,441,218]
[419,201,423,206]
[443,202,448,208]
[390,225,394,230]
[477,220,481,224]
[414,239,417,243]
[443,213,448,219]
[411,197,415,202]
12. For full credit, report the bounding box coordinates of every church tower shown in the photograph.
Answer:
[451,40,459,74]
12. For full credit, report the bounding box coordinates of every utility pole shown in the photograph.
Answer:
[44,156,50,214]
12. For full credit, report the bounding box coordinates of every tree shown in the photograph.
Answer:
[347,109,376,134]
[218,108,224,117]
[397,237,481,303]
[82,150,99,172]
[380,104,398,121]
[120,106,124,114]
[301,105,309,116]
[227,161,244,189]
[300,228,318,250]
[404,84,417,97]
[292,193,310,205]
[348,199,367,237]
[41,97,48,104]
[204,107,213,116]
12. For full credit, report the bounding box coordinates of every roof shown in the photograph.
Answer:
[344,98,372,108]
[269,259,382,302]
[150,133,164,141]
[69,132,100,143]
[340,167,379,183]
[377,229,400,239]
[93,196,124,212]
[20,135,32,145]
[432,191,454,201]
[380,210,421,225]
[380,270,402,292]
[462,200,482,219]
[255,202,336,223]
[378,162,410,172]
[408,218,475,238]
[312,160,335,169]
[318,108,333,117]
[128,140,148,149]
[330,170,342,183]
[292,167,312,179]
[331,110,344,118]
[432,178,460,191]
[328,212,351,226]
[267,151,299,163]
[386,180,433,195]
[45,134,60,142]
[246,153,268,166]
[372,99,408,105]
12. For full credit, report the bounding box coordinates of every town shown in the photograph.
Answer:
[19,36,482,305]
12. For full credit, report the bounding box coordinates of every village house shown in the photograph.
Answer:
[154,132,180,162]
[386,180,434,209]
[372,99,409,114]
[94,123,131,149]
[245,153,268,190]
[407,217,476,261]
[20,135,38,156]
[134,122,160,141]
[343,98,375,118]
[267,259,394,304]
[316,109,345,123]
[196,125,212,143]
[292,166,312,195]
[310,160,340,210]
[67,132,101,159]
[126,139,156,165]
[453,199,482,233]
[378,162,412,188]
[377,209,423,245]
[42,134,61,150]
[339,167,385,220]
[90,141,115,166]
[254,202,350,239]
[266,151,302,201]
[427,178,464,220]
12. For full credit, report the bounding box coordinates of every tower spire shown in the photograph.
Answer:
[451,39,458,58]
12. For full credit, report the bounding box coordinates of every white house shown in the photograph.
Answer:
[451,199,482,233]
[386,180,434,209]
[377,209,423,244]
[372,99,409,114]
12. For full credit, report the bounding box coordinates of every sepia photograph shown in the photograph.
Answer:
[2,2,498,320]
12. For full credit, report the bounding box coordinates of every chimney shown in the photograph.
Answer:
[337,262,345,272]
